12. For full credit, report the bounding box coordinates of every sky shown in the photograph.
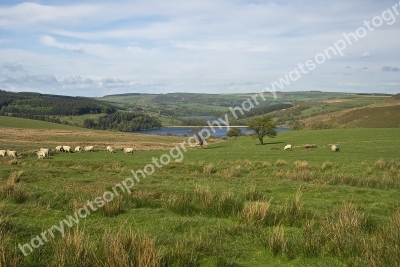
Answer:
[0,0,399,97]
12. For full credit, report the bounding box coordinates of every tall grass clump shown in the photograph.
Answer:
[215,191,243,217]
[203,163,214,175]
[268,226,286,256]
[374,159,386,170]
[165,194,197,216]
[361,209,400,267]
[194,185,214,211]
[219,165,241,177]
[275,159,287,167]
[0,231,20,267]
[239,201,271,227]
[321,161,333,171]
[274,188,303,226]
[130,190,163,209]
[100,196,124,217]
[244,186,265,201]
[299,219,325,258]
[52,229,95,267]
[294,161,309,170]
[323,203,367,258]
[192,186,243,217]
[161,242,201,267]
[278,170,314,182]
[0,171,31,203]
[102,230,161,267]
[0,205,20,267]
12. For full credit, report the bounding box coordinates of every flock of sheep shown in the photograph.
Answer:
[1,144,341,159]
[0,146,135,159]
[0,149,17,158]
[277,144,340,152]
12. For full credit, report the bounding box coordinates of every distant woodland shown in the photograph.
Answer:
[0,90,161,131]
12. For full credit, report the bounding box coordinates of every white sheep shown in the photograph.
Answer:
[84,146,94,152]
[284,144,292,151]
[75,146,81,153]
[0,150,6,157]
[62,146,72,153]
[36,150,47,159]
[123,147,134,154]
[331,145,340,152]
[40,148,50,156]
[6,150,17,158]
[55,146,64,152]
[106,146,113,153]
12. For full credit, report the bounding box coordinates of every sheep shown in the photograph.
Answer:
[55,146,64,152]
[331,145,340,152]
[36,150,47,159]
[284,144,292,151]
[0,150,6,157]
[6,150,17,158]
[75,146,81,153]
[40,148,50,156]
[84,146,94,152]
[123,147,134,154]
[62,146,72,153]
[106,146,114,153]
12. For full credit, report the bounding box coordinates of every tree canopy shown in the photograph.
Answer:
[246,115,277,145]
[226,128,242,138]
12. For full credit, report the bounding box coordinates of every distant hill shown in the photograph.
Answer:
[0,90,117,117]
[300,94,400,128]
[0,90,161,131]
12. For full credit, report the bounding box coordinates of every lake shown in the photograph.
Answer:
[134,126,290,139]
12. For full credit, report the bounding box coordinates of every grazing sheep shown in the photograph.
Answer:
[36,150,47,159]
[40,148,50,156]
[6,150,17,158]
[62,146,72,153]
[75,146,81,153]
[106,146,114,153]
[0,150,6,157]
[84,146,94,152]
[55,146,64,152]
[331,145,340,152]
[123,147,134,154]
[284,144,292,151]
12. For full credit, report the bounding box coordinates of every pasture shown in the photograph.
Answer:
[1,127,399,266]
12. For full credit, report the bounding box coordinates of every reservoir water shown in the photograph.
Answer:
[134,126,290,139]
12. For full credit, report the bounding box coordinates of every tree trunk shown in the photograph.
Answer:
[258,136,264,145]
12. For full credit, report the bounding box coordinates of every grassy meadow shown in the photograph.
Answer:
[1,123,400,266]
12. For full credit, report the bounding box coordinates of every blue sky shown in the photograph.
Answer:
[0,0,399,97]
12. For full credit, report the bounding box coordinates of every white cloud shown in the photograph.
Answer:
[0,0,399,96]
[360,52,371,58]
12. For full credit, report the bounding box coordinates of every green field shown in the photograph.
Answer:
[0,116,88,131]
[1,125,400,266]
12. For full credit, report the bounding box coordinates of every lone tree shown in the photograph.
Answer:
[226,128,242,139]
[247,115,277,145]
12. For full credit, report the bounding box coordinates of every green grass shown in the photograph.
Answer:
[0,116,88,130]
[56,113,106,127]
[1,128,400,266]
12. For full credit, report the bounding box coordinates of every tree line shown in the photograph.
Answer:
[83,112,161,131]
[0,90,116,116]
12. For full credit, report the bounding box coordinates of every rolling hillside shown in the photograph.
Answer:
[300,94,400,128]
